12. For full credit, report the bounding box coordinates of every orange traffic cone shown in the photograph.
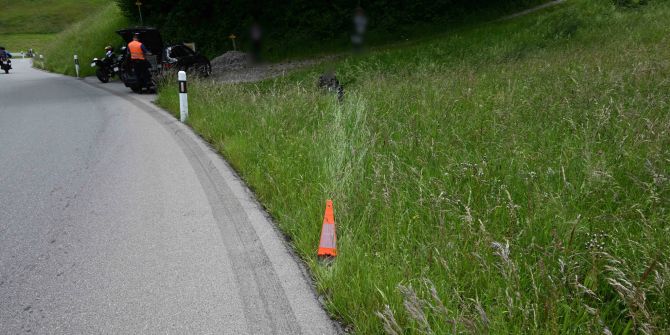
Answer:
[317,200,337,257]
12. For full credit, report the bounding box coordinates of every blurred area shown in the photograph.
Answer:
[249,20,263,63]
[351,6,368,54]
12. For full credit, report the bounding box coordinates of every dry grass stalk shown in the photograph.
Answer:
[604,256,655,335]
[375,304,402,335]
[398,284,433,334]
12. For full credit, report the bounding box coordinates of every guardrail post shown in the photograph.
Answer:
[74,54,80,78]
[178,71,188,123]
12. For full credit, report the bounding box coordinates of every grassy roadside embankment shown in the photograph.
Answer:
[36,3,129,77]
[2,34,55,54]
[0,0,108,51]
[157,0,669,333]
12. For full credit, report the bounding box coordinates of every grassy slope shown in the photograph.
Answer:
[0,0,107,51]
[37,4,129,77]
[2,34,55,54]
[158,1,670,334]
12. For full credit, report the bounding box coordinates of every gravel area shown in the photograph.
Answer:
[210,51,331,83]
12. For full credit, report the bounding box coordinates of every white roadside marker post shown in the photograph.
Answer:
[39,54,44,68]
[178,71,188,123]
[74,54,80,78]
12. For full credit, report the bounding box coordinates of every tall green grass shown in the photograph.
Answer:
[37,3,128,77]
[158,0,670,333]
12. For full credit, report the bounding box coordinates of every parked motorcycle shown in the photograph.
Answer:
[116,28,163,93]
[115,49,157,93]
[90,56,120,83]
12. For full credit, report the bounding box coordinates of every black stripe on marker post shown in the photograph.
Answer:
[179,80,187,94]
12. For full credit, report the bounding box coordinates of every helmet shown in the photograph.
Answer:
[105,46,113,51]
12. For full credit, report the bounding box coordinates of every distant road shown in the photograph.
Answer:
[0,59,338,334]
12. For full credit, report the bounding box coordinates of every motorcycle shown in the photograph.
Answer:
[1,57,11,74]
[116,49,159,93]
[90,56,120,83]
[116,29,162,94]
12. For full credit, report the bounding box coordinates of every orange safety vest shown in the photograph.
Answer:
[128,40,145,60]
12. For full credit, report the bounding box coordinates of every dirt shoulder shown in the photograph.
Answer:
[210,51,335,84]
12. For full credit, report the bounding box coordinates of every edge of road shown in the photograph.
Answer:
[75,75,344,334]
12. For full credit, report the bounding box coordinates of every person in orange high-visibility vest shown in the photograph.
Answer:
[128,33,151,88]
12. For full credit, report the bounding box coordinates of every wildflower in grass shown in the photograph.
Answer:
[526,170,537,181]
[584,231,608,252]
[546,167,556,176]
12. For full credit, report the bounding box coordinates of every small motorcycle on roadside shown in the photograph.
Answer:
[0,58,11,74]
[91,47,120,83]
[90,57,120,83]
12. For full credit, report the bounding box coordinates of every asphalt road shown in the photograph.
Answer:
[0,59,338,334]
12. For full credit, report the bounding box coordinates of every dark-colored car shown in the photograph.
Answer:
[164,44,211,77]
[115,27,211,93]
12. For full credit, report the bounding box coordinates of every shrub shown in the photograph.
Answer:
[613,0,648,8]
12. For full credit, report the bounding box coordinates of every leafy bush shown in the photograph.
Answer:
[613,0,648,8]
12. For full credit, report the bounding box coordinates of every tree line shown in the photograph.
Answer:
[115,0,545,58]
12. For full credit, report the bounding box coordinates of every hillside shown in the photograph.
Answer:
[157,0,670,333]
[37,3,129,77]
[0,0,107,50]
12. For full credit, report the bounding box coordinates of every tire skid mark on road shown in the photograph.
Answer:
[175,132,302,334]
[80,80,305,334]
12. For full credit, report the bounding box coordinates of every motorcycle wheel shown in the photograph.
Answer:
[96,68,110,83]
[131,85,142,94]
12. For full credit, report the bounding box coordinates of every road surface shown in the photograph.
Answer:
[0,59,338,334]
